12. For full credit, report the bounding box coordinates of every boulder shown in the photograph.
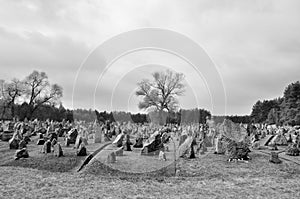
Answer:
[286,144,300,156]
[36,139,45,146]
[178,136,196,159]
[14,148,29,160]
[77,143,87,156]
[141,131,163,155]
[9,137,19,149]
[43,140,52,153]
[112,133,124,147]
[54,143,64,157]
[269,152,282,164]
[133,137,143,148]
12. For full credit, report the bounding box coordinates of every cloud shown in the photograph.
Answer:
[0,0,299,115]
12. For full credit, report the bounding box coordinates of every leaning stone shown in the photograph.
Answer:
[14,148,29,160]
[74,136,82,149]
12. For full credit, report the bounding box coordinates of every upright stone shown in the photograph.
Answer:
[43,140,52,153]
[54,143,64,157]
[94,125,102,143]
[77,143,87,156]
[107,152,116,163]
[269,152,282,164]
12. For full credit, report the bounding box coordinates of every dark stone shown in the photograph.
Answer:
[269,152,282,164]
[133,137,143,148]
[9,137,19,149]
[141,132,164,155]
[77,143,87,156]
[43,140,52,153]
[14,148,29,160]
[123,135,132,151]
[18,140,27,149]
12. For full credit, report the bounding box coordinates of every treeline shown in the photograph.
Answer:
[213,115,251,125]
[95,108,211,124]
[0,70,63,120]
[251,81,300,126]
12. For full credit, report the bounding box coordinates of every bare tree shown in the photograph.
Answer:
[136,69,185,124]
[0,78,24,118]
[24,70,63,118]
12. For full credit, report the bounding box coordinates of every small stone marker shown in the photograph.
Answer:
[269,152,282,164]
[54,143,64,157]
[107,152,116,163]
[14,148,29,160]
[159,151,167,161]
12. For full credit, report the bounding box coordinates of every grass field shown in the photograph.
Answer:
[1,138,300,198]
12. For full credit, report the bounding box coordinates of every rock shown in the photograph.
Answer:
[123,134,132,151]
[133,137,143,148]
[252,141,261,150]
[23,136,31,144]
[164,145,169,152]
[81,137,88,145]
[51,138,57,147]
[158,151,167,161]
[18,139,27,149]
[9,137,19,149]
[269,152,282,164]
[286,143,300,156]
[77,143,87,156]
[112,133,124,147]
[94,127,102,143]
[36,139,45,145]
[74,135,82,149]
[178,136,196,159]
[107,152,116,163]
[54,143,64,157]
[115,147,124,156]
[14,148,29,160]
[179,134,188,146]
[43,140,52,153]
[141,131,164,155]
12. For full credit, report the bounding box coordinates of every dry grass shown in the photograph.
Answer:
[1,139,300,198]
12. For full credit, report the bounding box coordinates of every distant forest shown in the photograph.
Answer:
[1,70,299,125]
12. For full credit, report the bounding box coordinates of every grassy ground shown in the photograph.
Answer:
[1,138,300,198]
[1,153,300,199]
[0,137,109,172]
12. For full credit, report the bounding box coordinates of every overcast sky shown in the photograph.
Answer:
[0,0,299,115]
